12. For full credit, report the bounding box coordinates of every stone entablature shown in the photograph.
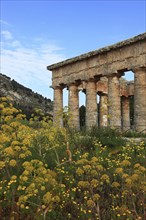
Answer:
[48,33,146,88]
[47,33,146,132]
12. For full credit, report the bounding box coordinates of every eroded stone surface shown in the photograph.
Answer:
[68,84,80,129]
[122,97,130,131]
[86,81,97,129]
[48,33,146,88]
[48,33,146,131]
[99,95,108,127]
[134,67,146,132]
[53,87,63,127]
[108,75,121,128]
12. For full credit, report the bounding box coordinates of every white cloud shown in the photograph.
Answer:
[1,31,13,40]
[1,29,66,99]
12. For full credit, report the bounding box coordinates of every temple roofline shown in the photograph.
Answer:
[47,32,146,71]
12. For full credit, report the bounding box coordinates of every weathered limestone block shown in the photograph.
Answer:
[108,75,121,128]
[99,95,108,127]
[121,97,130,131]
[134,67,146,132]
[96,78,108,94]
[86,81,97,129]
[53,87,63,127]
[68,84,80,129]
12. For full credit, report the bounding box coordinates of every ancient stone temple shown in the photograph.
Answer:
[47,33,146,132]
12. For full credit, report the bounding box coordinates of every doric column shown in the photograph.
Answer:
[68,84,80,130]
[121,97,130,131]
[108,74,121,129]
[99,94,108,127]
[86,80,97,129]
[53,86,63,127]
[134,67,146,132]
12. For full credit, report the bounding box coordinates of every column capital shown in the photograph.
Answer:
[53,85,64,90]
[67,81,81,88]
[108,72,123,79]
[132,66,146,73]
[87,77,98,83]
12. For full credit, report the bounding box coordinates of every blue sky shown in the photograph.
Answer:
[1,0,146,105]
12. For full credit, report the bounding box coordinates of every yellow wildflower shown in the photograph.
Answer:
[78,181,90,189]
[93,194,100,201]
[87,199,94,207]
[9,159,17,167]
[134,163,141,169]
[96,164,104,171]
[83,165,91,171]
[91,157,98,163]
[120,160,131,167]
[43,192,52,204]
[52,195,60,203]
[112,182,120,188]
[76,168,84,175]
[90,170,98,177]
[11,141,20,146]
[42,205,46,209]
[125,178,132,186]
[131,174,139,181]
[115,168,123,174]
[11,175,17,180]
[82,153,89,159]
[20,204,25,209]
[0,161,5,169]
[100,174,110,183]
[4,147,15,156]
[122,173,129,179]
[41,186,46,191]
[19,154,26,159]
[138,166,145,172]
[91,179,99,188]
[21,176,28,182]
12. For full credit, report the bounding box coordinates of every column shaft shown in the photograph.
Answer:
[68,84,80,129]
[108,75,121,129]
[122,97,130,131]
[53,87,63,127]
[86,81,97,129]
[134,67,146,132]
[99,95,108,127]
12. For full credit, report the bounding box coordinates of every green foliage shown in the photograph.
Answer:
[123,130,146,138]
[0,97,146,220]
[89,126,126,148]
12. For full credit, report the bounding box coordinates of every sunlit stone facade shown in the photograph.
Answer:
[47,33,146,132]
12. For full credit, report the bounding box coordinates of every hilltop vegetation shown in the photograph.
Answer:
[0,73,53,119]
[0,97,146,220]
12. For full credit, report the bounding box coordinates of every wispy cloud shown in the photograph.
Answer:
[2,30,13,40]
[1,28,66,99]
[0,20,9,26]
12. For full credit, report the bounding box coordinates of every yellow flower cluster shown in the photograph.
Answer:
[0,97,146,220]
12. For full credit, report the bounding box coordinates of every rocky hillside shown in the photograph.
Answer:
[0,73,53,118]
